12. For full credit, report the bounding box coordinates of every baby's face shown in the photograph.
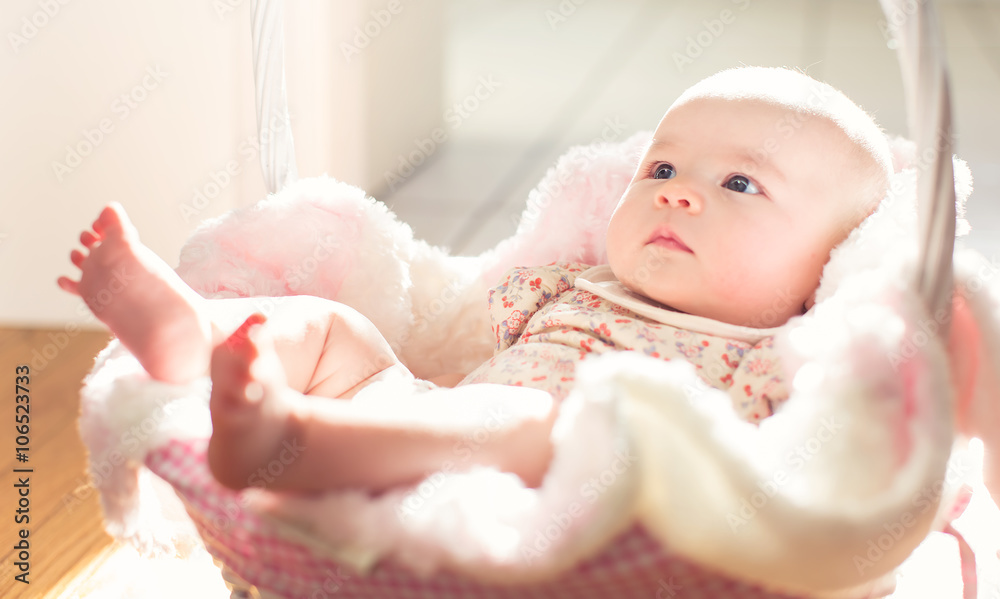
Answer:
[606,96,866,327]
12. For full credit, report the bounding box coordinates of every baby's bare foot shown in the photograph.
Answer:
[58,203,211,384]
[208,315,302,490]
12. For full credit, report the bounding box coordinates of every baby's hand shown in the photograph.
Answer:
[948,295,978,433]
[949,294,1000,509]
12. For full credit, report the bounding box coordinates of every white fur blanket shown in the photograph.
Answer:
[80,133,996,597]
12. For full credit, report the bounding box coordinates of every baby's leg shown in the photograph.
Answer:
[58,203,213,384]
[59,203,400,395]
[205,295,408,400]
[209,317,557,492]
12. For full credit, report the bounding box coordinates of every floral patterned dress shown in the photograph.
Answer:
[459,262,787,424]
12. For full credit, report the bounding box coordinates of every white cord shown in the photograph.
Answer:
[879,0,957,335]
[251,0,298,194]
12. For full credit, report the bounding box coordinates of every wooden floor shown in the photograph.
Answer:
[0,327,116,599]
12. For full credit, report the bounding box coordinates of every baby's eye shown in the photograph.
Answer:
[651,163,676,180]
[723,175,761,194]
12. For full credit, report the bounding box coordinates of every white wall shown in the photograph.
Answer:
[0,0,443,329]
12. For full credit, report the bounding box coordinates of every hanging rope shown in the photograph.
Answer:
[251,0,298,194]
[879,0,957,334]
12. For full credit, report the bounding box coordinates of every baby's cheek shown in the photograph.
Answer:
[604,221,628,267]
[733,258,793,307]
[604,240,628,283]
[705,262,752,303]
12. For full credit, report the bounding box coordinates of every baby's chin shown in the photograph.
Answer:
[618,278,694,316]
[633,284,801,328]
[704,299,808,329]
[612,262,802,327]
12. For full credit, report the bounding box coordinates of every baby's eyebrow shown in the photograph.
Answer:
[731,150,787,184]
[646,139,672,153]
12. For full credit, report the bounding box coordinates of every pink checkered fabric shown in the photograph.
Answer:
[146,439,813,599]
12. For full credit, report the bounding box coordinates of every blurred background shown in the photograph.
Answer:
[1,0,998,328]
[1,1,999,596]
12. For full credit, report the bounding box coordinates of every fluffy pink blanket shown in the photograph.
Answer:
[79,133,997,597]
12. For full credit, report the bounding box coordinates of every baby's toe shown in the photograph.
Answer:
[223,313,267,352]
[70,249,86,268]
[94,202,136,240]
[57,276,79,295]
[80,230,99,249]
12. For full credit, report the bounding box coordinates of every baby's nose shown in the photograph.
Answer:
[655,180,703,213]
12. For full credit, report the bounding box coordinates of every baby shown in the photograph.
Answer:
[59,67,988,498]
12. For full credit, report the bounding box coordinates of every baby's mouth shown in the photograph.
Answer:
[647,228,693,254]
